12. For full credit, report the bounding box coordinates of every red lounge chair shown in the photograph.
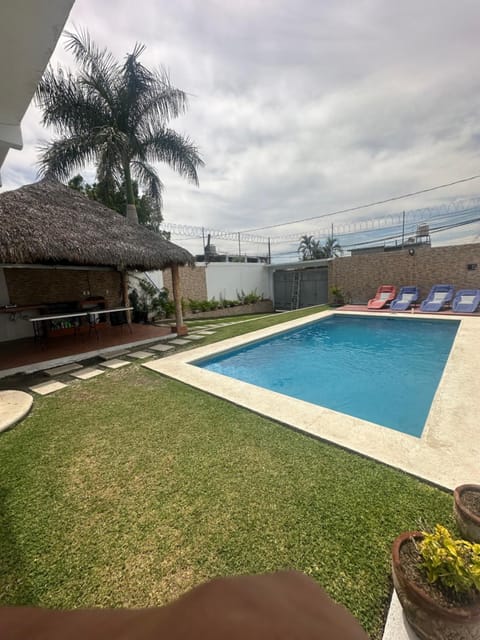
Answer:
[367,285,397,310]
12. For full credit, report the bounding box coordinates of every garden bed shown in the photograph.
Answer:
[184,299,273,319]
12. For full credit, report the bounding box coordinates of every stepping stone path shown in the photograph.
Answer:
[29,380,68,396]
[99,349,130,359]
[70,367,105,380]
[99,359,130,369]
[150,344,175,352]
[11,327,222,404]
[127,350,153,359]
[45,363,82,377]
[0,390,33,432]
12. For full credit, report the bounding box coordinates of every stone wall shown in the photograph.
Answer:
[329,243,480,303]
[162,265,207,301]
[4,268,123,308]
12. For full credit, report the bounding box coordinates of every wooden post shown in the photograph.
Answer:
[171,263,188,336]
[121,270,132,325]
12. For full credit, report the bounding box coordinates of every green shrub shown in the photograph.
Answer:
[419,525,480,594]
[237,289,263,304]
[330,285,345,305]
[188,299,201,313]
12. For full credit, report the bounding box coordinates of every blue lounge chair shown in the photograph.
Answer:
[452,289,480,313]
[390,286,419,311]
[419,284,454,312]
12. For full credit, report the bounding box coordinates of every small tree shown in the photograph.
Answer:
[68,174,163,232]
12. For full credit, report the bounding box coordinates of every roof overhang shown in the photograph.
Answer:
[0,0,75,183]
[267,258,331,270]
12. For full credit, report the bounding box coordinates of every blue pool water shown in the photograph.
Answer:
[195,315,460,436]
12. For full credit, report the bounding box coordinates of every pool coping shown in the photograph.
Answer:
[143,309,480,490]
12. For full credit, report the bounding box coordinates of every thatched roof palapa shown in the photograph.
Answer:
[0,178,194,271]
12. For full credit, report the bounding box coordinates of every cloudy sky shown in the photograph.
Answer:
[2,0,480,258]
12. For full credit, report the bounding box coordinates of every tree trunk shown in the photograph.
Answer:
[121,271,132,325]
[123,162,138,224]
[170,264,188,336]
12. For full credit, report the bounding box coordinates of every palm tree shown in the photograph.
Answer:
[298,235,325,260]
[35,29,204,223]
[321,237,343,258]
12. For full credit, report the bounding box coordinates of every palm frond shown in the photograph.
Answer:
[36,66,110,135]
[137,69,188,125]
[64,28,119,106]
[37,135,99,180]
[130,159,164,211]
[140,127,204,185]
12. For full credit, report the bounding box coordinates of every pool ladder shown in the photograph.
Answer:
[291,271,301,310]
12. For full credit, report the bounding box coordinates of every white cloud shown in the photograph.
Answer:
[2,0,480,257]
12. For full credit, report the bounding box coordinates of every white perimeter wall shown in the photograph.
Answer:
[204,263,271,301]
[128,270,164,292]
[0,268,33,341]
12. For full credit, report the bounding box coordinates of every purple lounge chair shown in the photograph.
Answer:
[390,286,419,311]
[452,289,480,313]
[419,284,454,312]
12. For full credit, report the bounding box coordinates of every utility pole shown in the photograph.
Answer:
[401,211,405,248]
[238,232,241,257]
[267,237,271,264]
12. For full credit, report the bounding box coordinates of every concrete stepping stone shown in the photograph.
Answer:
[127,350,153,359]
[44,363,82,377]
[0,390,33,432]
[99,359,131,369]
[29,380,68,395]
[169,339,191,346]
[195,330,216,335]
[70,367,105,380]
[99,349,130,359]
[150,344,175,352]
[184,334,204,340]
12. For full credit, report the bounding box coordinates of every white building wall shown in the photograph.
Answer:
[0,268,33,341]
[128,270,164,292]
[204,263,272,301]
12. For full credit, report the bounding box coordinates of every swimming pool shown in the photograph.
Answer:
[195,315,459,436]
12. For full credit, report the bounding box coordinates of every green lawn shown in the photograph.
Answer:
[0,310,454,638]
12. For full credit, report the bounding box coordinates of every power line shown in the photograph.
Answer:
[241,174,480,232]
[163,197,480,251]
[342,216,480,248]
[272,216,480,258]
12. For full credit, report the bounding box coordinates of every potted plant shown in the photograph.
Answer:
[455,485,480,543]
[391,525,480,639]
[330,285,345,307]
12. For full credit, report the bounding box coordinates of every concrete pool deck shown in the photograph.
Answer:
[143,309,480,491]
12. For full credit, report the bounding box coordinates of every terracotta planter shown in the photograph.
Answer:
[454,485,480,543]
[391,531,480,640]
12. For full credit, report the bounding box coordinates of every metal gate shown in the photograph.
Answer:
[273,267,328,310]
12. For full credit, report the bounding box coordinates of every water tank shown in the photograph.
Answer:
[416,223,430,237]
